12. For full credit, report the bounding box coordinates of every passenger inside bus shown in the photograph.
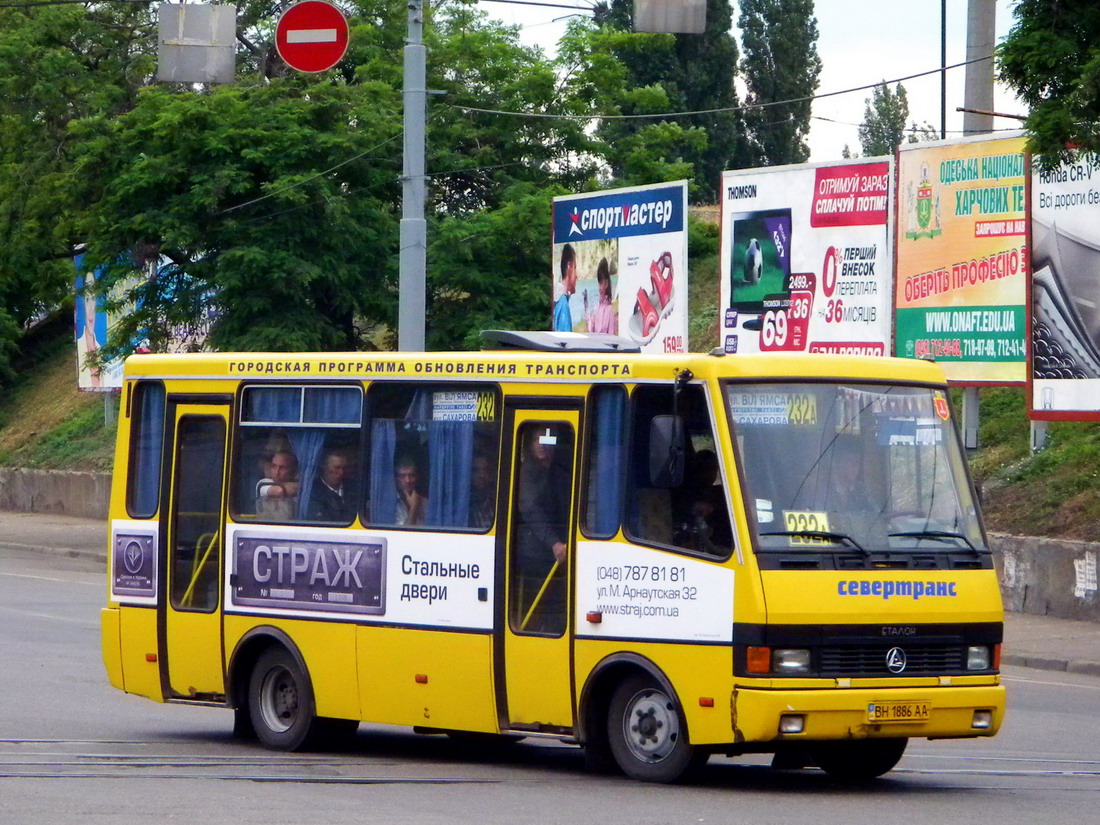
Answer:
[626,384,730,557]
[394,453,428,526]
[469,452,496,529]
[674,448,732,553]
[307,449,356,523]
[513,424,572,633]
[256,448,300,521]
[827,440,867,512]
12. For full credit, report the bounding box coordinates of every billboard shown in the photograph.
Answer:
[75,254,213,390]
[1030,153,1100,419]
[74,256,128,391]
[552,181,688,353]
[895,134,1028,383]
[718,159,893,356]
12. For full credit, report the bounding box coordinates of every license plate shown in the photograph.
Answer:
[867,701,930,723]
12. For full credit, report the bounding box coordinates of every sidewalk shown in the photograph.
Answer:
[2,510,1098,677]
[0,510,107,560]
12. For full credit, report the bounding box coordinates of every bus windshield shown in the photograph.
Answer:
[726,382,985,554]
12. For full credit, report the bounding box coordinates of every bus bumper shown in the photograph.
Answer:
[731,683,1005,744]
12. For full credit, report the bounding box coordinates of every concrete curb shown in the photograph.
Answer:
[0,541,107,563]
[1001,653,1100,678]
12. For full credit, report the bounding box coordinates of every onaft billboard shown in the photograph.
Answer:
[552,182,688,354]
[718,159,893,356]
[895,134,1028,383]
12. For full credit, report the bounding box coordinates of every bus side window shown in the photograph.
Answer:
[583,385,626,539]
[231,385,362,525]
[127,381,166,519]
[625,385,730,557]
[366,383,501,531]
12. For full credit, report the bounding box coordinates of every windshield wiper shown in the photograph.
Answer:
[759,530,868,555]
[888,530,981,555]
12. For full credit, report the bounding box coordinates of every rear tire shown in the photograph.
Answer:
[607,674,705,783]
[248,647,323,751]
[811,737,908,781]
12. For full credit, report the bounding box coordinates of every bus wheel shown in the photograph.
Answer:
[811,738,908,781]
[607,675,702,783]
[248,647,319,751]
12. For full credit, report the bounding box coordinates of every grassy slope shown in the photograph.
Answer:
[970,387,1100,541]
[2,261,1098,540]
[0,318,118,472]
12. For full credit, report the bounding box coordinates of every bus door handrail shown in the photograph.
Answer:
[519,560,560,632]
[181,530,219,608]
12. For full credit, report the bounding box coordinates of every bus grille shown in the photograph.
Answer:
[819,645,965,676]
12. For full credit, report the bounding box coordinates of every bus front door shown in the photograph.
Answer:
[160,403,230,700]
[498,407,580,732]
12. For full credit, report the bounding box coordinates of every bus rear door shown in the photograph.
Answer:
[497,405,580,731]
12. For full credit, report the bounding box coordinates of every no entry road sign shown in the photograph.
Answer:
[275,1,350,73]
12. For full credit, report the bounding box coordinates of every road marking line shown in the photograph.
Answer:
[0,571,98,587]
[0,605,96,626]
[1004,673,1100,691]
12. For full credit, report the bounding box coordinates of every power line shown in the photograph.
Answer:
[234,158,538,226]
[218,109,451,215]
[477,0,593,10]
[218,133,405,215]
[812,114,1021,135]
[0,0,150,7]
[454,54,996,121]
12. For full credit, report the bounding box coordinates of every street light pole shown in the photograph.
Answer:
[398,0,427,352]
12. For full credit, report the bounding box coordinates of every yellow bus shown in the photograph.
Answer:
[101,331,1004,783]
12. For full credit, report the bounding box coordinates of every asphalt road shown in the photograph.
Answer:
[2,547,1099,825]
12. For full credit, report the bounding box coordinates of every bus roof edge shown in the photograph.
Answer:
[480,330,642,354]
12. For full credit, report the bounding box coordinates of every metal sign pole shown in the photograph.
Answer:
[398,0,427,352]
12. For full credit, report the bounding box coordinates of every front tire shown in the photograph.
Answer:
[811,737,908,781]
[607,674,704,783]
[248,647,322,751]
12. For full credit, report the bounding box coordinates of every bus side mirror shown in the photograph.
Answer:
[650,415,685,488]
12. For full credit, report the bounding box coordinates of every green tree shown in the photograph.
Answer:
[427,184,563,350]
[0,4,154,382]
[72,80,403,356]
[585,0,747,199]
[1,0,739,371]
[738,0,822,166]
[858,83,910,156]
[426,7,595,214]
[422,9,603,346]
[69,3,599,357]
[998,0,1100,168]
[554,20,708,195]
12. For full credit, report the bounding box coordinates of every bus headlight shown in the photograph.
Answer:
[772,649,812,674]
[966,645,991,670]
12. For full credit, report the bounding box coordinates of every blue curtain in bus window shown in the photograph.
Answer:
[304,387,361,424]
[130,382,166,518]
[591,388,626,537]
[245,387,301,421]
[426,421,474,527]
[293,389,362,518]
[369,419,397,524]
[405,389,432,422]
[288,428,326,520]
